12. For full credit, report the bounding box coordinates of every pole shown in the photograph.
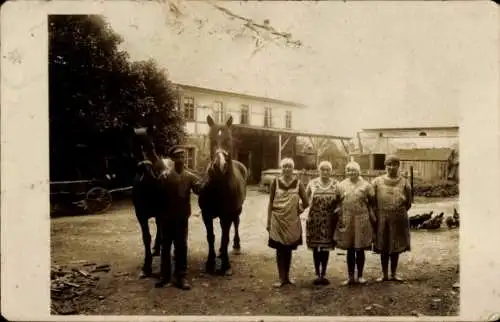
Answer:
[357,132,364,154]
[278,134,282,166]
[410,165,414,203]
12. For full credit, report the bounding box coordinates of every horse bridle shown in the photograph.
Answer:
[137,160,168,181]
[210,148,230,173]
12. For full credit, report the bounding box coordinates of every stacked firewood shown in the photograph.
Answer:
[51,261,110,315]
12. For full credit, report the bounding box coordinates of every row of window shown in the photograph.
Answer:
[181,97,292,129]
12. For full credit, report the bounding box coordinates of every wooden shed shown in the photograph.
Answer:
[396,148,455,182]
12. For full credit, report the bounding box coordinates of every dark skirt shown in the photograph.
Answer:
[268,236,303,251]
[372,210,411,255]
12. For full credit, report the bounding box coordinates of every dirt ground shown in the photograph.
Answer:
[51,187,459,316]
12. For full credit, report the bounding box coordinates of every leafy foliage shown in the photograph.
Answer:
[49,15,185,181]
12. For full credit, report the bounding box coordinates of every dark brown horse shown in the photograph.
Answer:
[198,115,248,275]
[131,127,171,278]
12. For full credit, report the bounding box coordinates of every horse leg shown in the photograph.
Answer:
[217,216,232,275]
[202,212,216,274]
[138,217,153,278]
[232,213,241,255]
[152,215,161,257]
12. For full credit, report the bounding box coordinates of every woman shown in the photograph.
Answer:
[372,155,412,282]
[267,158,309,288]
[334,161,376,285]
[305,161,340,285]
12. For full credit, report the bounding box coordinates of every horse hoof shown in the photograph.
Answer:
[139,271,151,279]
[232,248,241,255]
[152,250,161,257]
[217,268,233,276]
[205,265,216,274]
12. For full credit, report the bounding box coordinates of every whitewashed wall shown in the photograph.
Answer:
[179,87,304,135]
[359,128,459,149]
[360,128,459,139]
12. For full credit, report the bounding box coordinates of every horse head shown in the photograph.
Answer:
[136,160,159,182]
[207,115,233,177]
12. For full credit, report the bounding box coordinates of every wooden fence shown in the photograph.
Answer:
[399,160,449,182]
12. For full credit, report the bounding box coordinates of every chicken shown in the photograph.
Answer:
[446,208,460,229]
[420,211,433,223]
[409,211,433,229]
[421,212,444,230]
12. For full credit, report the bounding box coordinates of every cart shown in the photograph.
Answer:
[50,179,116,215]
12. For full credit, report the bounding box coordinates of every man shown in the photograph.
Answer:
[155,146,204,290]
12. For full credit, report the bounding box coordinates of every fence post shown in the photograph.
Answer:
[410,166,414,203]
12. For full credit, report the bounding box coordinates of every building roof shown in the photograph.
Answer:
[396,148,454,161]
[231,124,352,141]
[362,126,459,132]
[173,83,307,108]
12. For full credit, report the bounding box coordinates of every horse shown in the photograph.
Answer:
[198,115,248,275]
[130,127,171,278]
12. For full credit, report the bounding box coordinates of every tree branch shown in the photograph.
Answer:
[159,0,303,51]
[210,3,302,47]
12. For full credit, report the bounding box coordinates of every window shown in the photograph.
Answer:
[183,147,196,170]
[419,131,427,137]
[240,105,249,125]
[264,107,272,127]
[183,97,195,121]
[372,154,386,170]
[285,110,292,129]
[214,101,224,123]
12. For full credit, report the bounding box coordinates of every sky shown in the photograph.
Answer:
[103,1,496,137]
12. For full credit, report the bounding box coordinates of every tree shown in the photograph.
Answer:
[126,59,185,155]
[49,14,185,181]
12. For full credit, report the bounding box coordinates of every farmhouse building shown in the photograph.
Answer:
[171,83,350,184]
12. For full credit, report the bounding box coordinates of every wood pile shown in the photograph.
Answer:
[51,261,110,315]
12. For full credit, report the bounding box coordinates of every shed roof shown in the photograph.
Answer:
[396,148,454,161]
[231,124,352,140]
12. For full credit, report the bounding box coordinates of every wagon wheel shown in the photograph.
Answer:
[85,186,112,214]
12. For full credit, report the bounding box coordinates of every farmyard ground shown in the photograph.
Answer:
[51,187,459,316]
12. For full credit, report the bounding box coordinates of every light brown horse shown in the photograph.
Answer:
[198,115,248,275]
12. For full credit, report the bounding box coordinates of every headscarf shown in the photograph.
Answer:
[279,157,295,169]
[318,160,333,171]
[345,161,361,173]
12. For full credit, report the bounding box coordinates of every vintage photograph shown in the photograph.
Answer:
[49,1,462,317]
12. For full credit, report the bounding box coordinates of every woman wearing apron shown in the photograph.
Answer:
[334,161,376,285]
[372,155,412,282]
[267,158,309,288]
[305,160,340,285]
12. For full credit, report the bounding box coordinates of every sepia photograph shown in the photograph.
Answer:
[2,0,499,321]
